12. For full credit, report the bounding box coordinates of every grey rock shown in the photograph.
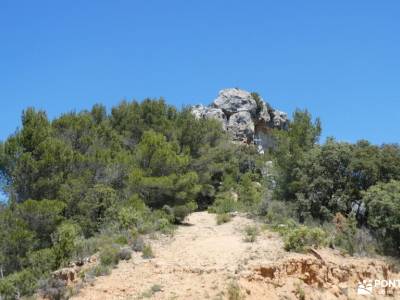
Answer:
[191,104,206,119]
[192,105,227,130]
[227,111,254,142]
[257,101,271,124]
[213,88,257,116]
[270,109,289,129]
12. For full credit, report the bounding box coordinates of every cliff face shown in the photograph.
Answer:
[192,88,289,150]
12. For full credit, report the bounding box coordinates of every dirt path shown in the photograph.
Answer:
[72,212,285,300]
[72,212,400,300]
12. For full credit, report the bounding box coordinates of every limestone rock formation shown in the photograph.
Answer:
[192,88,289,149]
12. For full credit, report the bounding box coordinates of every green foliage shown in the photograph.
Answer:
[327,213,357,255]
[273,109,321,203]
[272,114,400,222]
[238,172,262,210]
[243,225,259,243]
[38,278,67,300]
[142,244,155,259]
[78,184,117,236]
[86,264,111,277]
[172,201,198,223]
[2,94,399,298]
[0,98,265,297]
[208,191,237,214]
[0,268,37,299]
[26,248,57,277]
[264,200,297,225]
[16,199,66,248]
[0,209,35,276]
[283,225,326,252]
[99,246,120,266]
[363,180,400,254]
[73,236,100,263]
[52,222,81,266]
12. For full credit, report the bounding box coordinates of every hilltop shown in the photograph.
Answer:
[0,89,400,299]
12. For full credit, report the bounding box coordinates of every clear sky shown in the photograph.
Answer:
[0,0,399,144]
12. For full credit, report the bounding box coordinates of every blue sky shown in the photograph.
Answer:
[0,0,399,144]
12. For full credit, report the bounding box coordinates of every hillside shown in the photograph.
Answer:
[71,212,399,300]
[1,89,400,299]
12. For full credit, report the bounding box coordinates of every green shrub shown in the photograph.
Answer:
[363,180,400,254]
[26,248,57,276]
[87,264,111,277]
[264,200,297,224]
[38,278,67,300]
[142,244,154,259]
[327,213,357,255]
[131,236,145,252]
[113,234,129,245]
[52,222,81,266]
[209,192,237,214]
[172,201,197,223]
[99,246,119,266]
[73,236,100,263]
[118,247,132,260]
[284,225,326,252]
[216,213,232,225]
[243,225,259,243]
[0,269,37,299]
[153,210,174,234]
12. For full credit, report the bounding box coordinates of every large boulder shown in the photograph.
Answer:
[191,88,289,148]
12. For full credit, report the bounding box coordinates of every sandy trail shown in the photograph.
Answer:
[72,211,285,300]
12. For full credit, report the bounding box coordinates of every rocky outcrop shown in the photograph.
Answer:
[191,105,227,130]
[192,88,289,149]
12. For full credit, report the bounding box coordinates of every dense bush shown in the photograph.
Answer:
[52,222,81,266]
[171,201,198,223]
[99,246,120,267]
[208,192,238,214]
[363,180,400,255]
[0,269,37,299]
[38,278,67,300]
[26,248,58,276]
[283,225,327,252]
